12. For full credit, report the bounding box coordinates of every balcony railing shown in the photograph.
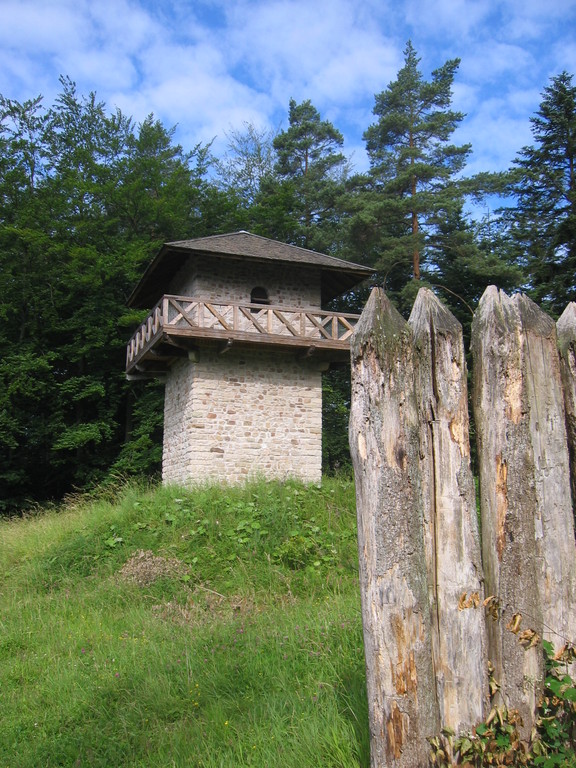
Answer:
[126,295,361,374]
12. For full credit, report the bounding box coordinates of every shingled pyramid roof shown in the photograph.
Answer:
[128,231,373,308]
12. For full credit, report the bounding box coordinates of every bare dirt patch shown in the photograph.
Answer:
[118,549,190,586]
[118,550,295,628]
[151,588,258,627]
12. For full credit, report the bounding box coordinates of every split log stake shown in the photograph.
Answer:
[472,287,576,736]
[409,288,487,732]
[350,288,440,767]
[557,303,576,512]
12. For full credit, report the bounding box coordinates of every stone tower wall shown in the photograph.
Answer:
[161,255,325,487]
[162,346,324,486]
[169,256,322,308]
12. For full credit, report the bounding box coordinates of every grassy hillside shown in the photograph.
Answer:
[0,477,369,768]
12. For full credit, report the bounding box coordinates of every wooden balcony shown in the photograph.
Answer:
[126,295,361,377]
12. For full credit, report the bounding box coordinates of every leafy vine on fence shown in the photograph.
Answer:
[429,603,576,767]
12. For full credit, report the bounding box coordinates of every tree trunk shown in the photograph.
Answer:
[411,185,420,280]
[350,288,439,767]
[409,131,420,281]
[472,287,576,737]
[409,288,487,732]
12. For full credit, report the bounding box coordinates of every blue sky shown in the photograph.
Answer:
[2,0,576,178]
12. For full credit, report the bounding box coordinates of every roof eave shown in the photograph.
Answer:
[127,240,373,309]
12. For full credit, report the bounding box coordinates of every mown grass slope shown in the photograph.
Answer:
[0,477,369,768]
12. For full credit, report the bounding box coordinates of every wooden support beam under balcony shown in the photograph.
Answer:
[126,295,361,376]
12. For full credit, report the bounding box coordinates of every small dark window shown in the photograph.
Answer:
[251,287,270,306]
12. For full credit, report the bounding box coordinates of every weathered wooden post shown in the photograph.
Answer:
[350,288,440,767]
[409,288,487,732]
[557,303,576,508]
[472,287,576,737]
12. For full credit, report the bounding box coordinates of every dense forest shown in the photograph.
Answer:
[1,43,575,513]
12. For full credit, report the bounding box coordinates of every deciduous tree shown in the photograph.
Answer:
[215,122,277,208]
[0,80,221,511]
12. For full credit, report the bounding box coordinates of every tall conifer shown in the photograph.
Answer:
[509,72,576,315]
[356,41,470,307]
[254,99,348,253]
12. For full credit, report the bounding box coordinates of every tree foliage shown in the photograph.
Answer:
[359,42,470,290]
[2,59,570,511]
[0,79,222,511]
[508,71,576,316]
[215,122,277,208]
[427,207,523,345]
[346,41,517,319]
[254,99,349,253]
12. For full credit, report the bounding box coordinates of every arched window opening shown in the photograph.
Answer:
[250,287,270,306]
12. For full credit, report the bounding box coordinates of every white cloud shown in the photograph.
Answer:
[459,41,534,86]
[85,0,157,50]
[1,0,575,179]
[221,0,399,98]
[307,35,400,105]
[549,39,576,78]
[0,0,84,51]
[0,0,159,105]
[460,97,534,174]
[404,0,490,40]
[498,0,576,40]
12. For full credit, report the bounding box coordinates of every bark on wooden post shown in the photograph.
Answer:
[557,303,576,510]
[350,288,440,767]
[409,288,487,732]
[472,287,576,736]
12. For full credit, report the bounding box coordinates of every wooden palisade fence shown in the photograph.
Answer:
[349,286,576,767]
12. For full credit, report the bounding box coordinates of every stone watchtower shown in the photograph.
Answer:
[126,231,371,485]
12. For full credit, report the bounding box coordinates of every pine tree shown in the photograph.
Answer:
[509,71,576,315]
[354,41,471,308]
[254,99,348,253]
[430,207,523,343]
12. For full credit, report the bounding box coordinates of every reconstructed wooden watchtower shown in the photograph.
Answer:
[126,231,371,485]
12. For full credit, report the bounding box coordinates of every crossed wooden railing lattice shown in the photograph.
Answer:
[126,295,360,369]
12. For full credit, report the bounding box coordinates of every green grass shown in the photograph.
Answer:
[0,476,369,767]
